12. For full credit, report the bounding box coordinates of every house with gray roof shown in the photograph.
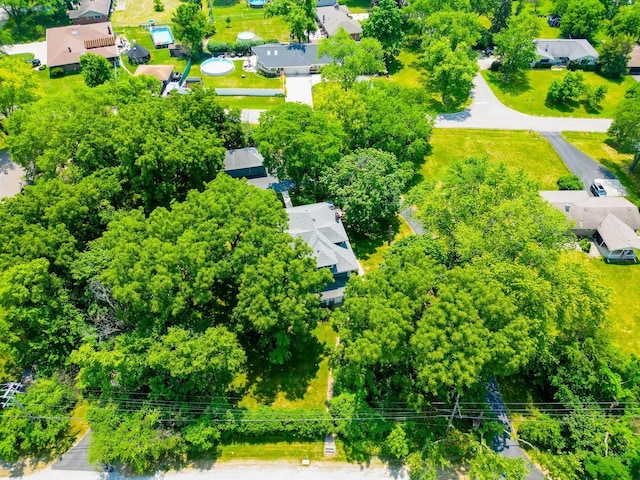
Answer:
[68,0,111,24]
[224,148,268,179]
[534,39,599,66]
[317,4,362,40]
[286,202,359,306]
[628,44,640,75]
[540,190,640,261]
[251,43,333,75]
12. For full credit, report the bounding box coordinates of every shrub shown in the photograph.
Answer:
[546,71,585,104]
[153,0,164,11]
[579,238,591,252]
[50,67,64,78]
[221,407,333,440]
[584,84,607,110]
[517,415,564,452]
[557,174,584,190]
[490,60,502,71]
[207,40,229,55]
[38,64,46,71]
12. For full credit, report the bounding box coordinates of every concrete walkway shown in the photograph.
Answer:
[436,73,612,132]
[1,41,47,64]
[0,150,25,199]
[541,132,617,188]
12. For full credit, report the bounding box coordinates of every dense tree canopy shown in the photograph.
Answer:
[494,13,540,82]
[321,148,412,233]
[265,0,316,42]
[561,0,605,40]
[608,83,640,157]
[79,53,113,88]
[362,0,405,67]
[172,3,209,56]
[254,102,344,195]
[0,55,40,126]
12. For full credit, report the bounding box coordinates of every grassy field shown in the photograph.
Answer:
[237,322,336,409]
[219,95,284,110]
[351,216,415,274]
[482,70,636,118]
[112,0,184,26]
[35,70,86,96]
[215,439,347,461]
[421,129,570,189]
[561,132,639,205]
[387,49,423,89]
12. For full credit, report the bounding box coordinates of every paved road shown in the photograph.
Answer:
[436,73,612,132]
[52,432,94,472]
[541,131,617,189]
[1,41,47,64]
[0,149,25,199]
[240,109,265,124]
[486,379,544,480]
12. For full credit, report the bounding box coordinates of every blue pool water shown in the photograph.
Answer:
[249,0,265,7]
[151,26,174,47]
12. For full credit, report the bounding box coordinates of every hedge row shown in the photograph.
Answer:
[207,38,279,56]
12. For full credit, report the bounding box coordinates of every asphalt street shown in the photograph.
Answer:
[541,131,617,189]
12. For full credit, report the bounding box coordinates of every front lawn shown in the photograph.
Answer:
[219,95,285,110]
[421,129,570,189]
[482,69,635,118]
[236,322,336,410]
[215,439,346,461]
[561,132,639,205]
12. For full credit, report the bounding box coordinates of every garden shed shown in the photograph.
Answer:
[127,42,150,64]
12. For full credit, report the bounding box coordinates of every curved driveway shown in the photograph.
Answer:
[436,73,612,132]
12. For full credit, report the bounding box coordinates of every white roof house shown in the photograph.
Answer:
[534,39,599,65]
[317,4,362,39]
[286,202,359,305]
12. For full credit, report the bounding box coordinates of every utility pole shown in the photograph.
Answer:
[0,382,30,419]
[446,393,462,433]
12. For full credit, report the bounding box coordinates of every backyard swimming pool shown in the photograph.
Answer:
[200,57,235,76]
[249,0,265,7]
[150,26,174,48]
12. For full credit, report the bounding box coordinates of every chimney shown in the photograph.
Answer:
[108,25,112,35]
[67,46,72,52]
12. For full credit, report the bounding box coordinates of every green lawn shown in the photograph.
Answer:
[210,0,291,43]
[215,439,347,462]
[35,70,86,96]
[236,322,336,410]
[219,95,284,110]
[351,216,415,274]
[341,0,369,14]
[482,70,636,118]
[567,251,640,357]
[561,132,640,205]
[112,0,187,26]
[387,49,423,89]
[421,129,570,189]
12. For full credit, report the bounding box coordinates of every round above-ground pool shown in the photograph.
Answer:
[237,31,257,41]
[200,57,235,77]
[249,0,265,7]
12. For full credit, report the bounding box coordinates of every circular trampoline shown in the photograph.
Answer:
[200,57,235,77]
[237,31,257,41]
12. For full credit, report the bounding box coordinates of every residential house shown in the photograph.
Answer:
[251,43,333,75]
[316,4,362,40]
[224,148,268,179]
[286,202,359,306]
[540,190,640,261]
[68,0,111,24]
[47,23,117,74]
[628,44,640,75]
[134,64,175,93]
[533,39,599,66]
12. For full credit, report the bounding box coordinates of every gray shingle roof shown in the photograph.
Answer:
[317,5,362,36]
[251,43,333,69]
[224,147,265,172]
[286,202,359,275]
[540,191,640,230]
[535,39,599,62]
[68,0,111,18]
[597,213,640,252]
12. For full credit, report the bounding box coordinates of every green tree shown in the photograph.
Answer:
[608,84,640,169]
[421,38,478,109]
[423,10,486,51]
[362,0,405,67]
[320,148,412,233]
[467,444,529,480]
[557,174,583,190]
[609,3,640,41]
[315,81,434,164]
[0,0,38,31]
[265,0,316,42]
[584,84,607,110]
[319,28,385,88]
[546,71,586,105]
[172,3,209,57]
[494,13,540,82]
[561,0,605,40]
[489,0,512,34]
[0,55,40,126]
[254,102,344,194]
[0,376,76,462]
[598,35,635,79]
[79,53,113,88]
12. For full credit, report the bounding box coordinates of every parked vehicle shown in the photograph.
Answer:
[590,181,607,197]
[25,58,41,67]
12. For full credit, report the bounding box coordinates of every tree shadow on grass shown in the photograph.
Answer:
[484,71,531,96]
[544,97,580,113]
[213,0,242,8]
[242,333,325,405]
[349,217,405,266]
